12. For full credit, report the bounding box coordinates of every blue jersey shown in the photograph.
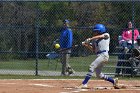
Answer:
[60,27,73,48]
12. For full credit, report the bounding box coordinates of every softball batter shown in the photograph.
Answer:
[78,24,119,89]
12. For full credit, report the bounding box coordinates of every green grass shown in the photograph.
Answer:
[0,55,118,73]
[0,59,37,70]
[0,55,139,79]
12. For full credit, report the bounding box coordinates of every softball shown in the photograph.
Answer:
[55,43,60,49]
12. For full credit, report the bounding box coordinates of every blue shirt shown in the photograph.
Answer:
[59,27,73,48]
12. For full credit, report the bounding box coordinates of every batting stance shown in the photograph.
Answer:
[77,24,119,89]
[59,19,75,76]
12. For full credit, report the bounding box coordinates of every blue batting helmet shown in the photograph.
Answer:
[93,24,106,33]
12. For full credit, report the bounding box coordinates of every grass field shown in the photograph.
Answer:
[0,55,117,78]
[0,55,118,73]
[0,54,140,79]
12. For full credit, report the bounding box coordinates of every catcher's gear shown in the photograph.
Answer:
[93,24,106,33]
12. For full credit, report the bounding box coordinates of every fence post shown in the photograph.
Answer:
[35,2,39,76]
[132,1,135,49]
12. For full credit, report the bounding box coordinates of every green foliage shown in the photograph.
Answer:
[0,1,140,59]
[0,55,117,72]
[0,54,22,61]
[111,2,139,27]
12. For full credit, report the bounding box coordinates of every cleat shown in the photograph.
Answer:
[113,78,119,89]
[113,78,127,89]
[76,84,88,89]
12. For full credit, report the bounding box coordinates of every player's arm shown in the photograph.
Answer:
[82,43,95,52]
[88,34,109,41]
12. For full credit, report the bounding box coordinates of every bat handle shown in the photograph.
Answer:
[74,45,78,47]
[82,41,85,45]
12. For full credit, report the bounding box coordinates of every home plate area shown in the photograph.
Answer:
[0,79,139,93]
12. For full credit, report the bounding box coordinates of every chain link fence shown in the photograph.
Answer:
[0,1,140,77]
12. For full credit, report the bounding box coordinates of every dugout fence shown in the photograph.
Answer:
[0,1,140,77]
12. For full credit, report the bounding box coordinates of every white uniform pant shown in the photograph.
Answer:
[88,52,109,78]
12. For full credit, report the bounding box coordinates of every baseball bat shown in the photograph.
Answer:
[57,40,92,52]
[57,35,109,52]
[57,44,80,52]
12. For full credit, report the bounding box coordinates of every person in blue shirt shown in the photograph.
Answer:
[59,19,75,76]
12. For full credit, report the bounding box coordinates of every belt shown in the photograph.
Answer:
[96,50,108,54]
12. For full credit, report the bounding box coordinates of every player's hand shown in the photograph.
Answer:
[82,38,91,46]
[82,42,89,47]
[82,40,89,45]
[85,38,91,43]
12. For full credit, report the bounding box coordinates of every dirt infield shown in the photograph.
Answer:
[0,79,139,93]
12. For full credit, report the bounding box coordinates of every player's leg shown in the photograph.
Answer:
[61,51,67,76]
[81,55,106,86]
[95,64,115,85]
[66,50,75,75]
[95,59,119,88]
